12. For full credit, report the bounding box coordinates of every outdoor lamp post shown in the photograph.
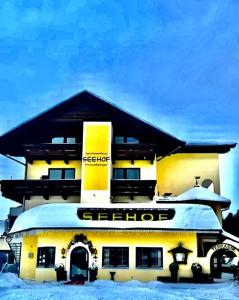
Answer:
[168,242,192,264]
[91,248,98,259]
[61,248,66,259]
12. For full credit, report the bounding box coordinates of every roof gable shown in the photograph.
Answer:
[0,90,184,156]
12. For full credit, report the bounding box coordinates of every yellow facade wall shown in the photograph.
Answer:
[157,153,220,196]
[113,160,156,180]
[24,196,81,210]
[27,159,156,181]
[26,161,82,180]
[20,235,38,280]
[19,229,211,282]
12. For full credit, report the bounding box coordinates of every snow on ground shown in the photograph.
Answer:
[0,273,239,300]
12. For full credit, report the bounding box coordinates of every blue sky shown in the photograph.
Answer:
[0,0,238,218]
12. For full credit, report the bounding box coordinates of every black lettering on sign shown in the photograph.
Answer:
[82,156,110,163]
[77,208,175,221]
[211,243,237,253]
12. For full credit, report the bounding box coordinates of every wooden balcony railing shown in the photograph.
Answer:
[111,179,156,198]
[23,143,156,164]
[0,179,81,203]
[112,143,156,163]
[23,143,82,163]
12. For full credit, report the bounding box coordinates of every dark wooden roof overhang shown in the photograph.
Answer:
[0,91,184,157]
[178,142,237,154]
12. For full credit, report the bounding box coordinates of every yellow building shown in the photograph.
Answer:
[0,90,237,282]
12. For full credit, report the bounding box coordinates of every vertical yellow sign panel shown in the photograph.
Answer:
[82,122,111,191]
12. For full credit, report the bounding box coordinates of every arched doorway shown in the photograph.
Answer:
[70,246,89,281]
[210,249,236,278]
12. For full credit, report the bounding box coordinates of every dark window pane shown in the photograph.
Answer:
[127,169,139,179]
[114,169,124,179]
[136,247,162,268]
[37,247,55,268]
[126,137,139,143]
[151,249,161,267]
[49,169,62,179]
[114,136,124,144]
[102,247,129,268]
[65,169,75,179]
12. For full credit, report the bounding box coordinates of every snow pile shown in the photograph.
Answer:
[0,273,239,300]
[0,272,24,288]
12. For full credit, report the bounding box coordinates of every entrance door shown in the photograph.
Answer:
[210,249,236,278]
[70,247,89,281]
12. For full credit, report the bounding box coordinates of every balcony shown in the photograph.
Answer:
[112,143,156,163]
[111,179,156,199]
[24,143,82,164]
[23,143,156,164]
[0,179,82,203]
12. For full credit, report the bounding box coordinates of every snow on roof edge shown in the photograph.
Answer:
[9,203,222,234]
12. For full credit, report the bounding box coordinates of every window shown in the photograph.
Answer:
[136,247,163,268]
[114,136,139,144]
[52,137,64,143]
[114,136,125,144]
[49,168,75,179]
[197,234,217,257]
[66,137,76,144]
[113,168,140,180]
[102,247,129,268]
[126,137,139,143]
[52,137,76,144]
[37,247,55,268]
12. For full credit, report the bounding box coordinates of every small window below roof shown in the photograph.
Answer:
[52,137,76,144]
[66,137,76,144]
[202,179,214,192]
[114,136,125,144]
[114,136,139,144]
[126,137,139,143]
[52,137,64,143]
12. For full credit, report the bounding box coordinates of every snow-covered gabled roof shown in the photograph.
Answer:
[174,186,231,208]
[9,203,222,233]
